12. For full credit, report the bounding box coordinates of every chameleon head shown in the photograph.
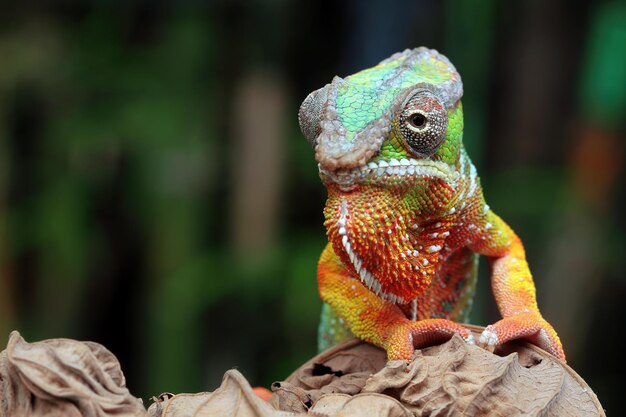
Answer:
[299,48,465,303]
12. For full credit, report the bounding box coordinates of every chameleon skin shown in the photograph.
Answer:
[300,48,565,361]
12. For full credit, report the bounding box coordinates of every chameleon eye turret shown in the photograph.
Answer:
[396,89,448,158]
[298,85,328,149]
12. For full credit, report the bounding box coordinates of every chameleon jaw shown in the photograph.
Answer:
[319,157,458,190]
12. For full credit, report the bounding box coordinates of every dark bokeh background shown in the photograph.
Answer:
[1,0,625,413]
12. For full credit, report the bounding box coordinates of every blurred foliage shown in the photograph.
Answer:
[0,0,624,414]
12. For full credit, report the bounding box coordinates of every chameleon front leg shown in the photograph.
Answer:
[468,210,566,361]
[317,243,473,360]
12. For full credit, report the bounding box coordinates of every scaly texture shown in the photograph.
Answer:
[299,47,565,361]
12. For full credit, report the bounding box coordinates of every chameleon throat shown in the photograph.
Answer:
[338,198,407,304]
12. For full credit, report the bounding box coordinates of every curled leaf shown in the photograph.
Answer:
[273,325,605,417]
[0,331,146,417]
[146,370,303,417]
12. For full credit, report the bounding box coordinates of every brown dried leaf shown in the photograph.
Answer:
[269,339,387,413]
[1,325,604,417]
[274,325,605,417]
[146,370,306,417]
[310,393,411,417]
[270,382,312,413]
[0,331,146,417]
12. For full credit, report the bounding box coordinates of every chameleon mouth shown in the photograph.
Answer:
[319,157,457,189]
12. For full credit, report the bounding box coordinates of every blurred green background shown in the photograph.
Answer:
[1,0,625,414]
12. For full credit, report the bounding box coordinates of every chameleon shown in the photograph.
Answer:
[298,47,566,362]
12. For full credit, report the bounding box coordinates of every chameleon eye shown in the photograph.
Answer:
[398,90,448,157]
[299,86,329,148]
[408,113,426,129]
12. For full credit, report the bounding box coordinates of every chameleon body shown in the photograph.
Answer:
[299,48,565,361]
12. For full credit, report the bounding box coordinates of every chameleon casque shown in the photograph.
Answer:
[298,47,566,361]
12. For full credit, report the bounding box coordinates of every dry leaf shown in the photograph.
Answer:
[1,325,605,417]
[0,331,146,417]
[147,370,305,417]
[274,326,605,417]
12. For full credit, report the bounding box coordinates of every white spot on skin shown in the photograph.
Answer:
[459,151,468,174]
[485,222,492,230]
[422,259,429,265]
[479,327,499,347]
[467,162,478,198]
[427,245,442,253]
[449,207,456,214]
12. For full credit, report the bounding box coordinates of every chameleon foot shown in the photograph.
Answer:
[479,312,566,362]
[386,318,473,360]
